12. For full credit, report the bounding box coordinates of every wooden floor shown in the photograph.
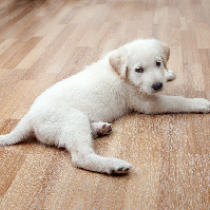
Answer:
[0,0,210,209]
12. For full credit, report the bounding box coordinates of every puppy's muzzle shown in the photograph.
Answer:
[152,82,163,91]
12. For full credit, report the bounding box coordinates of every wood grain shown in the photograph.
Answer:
[0,0,210,209]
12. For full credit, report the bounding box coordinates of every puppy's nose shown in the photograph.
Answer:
[152,82,163,91]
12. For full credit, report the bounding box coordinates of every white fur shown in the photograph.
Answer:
[0,39,210,174]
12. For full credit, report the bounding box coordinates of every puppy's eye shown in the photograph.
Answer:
[156,61,161,67]
[135,67,144,73]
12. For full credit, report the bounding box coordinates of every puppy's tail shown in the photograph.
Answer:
[0,116,32,146]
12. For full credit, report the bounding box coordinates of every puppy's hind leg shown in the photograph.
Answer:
[62,112,131,174]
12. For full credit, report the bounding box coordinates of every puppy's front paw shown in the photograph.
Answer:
[165,69,176,81]
[192,98,210,113]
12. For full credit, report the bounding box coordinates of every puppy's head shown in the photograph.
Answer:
[109,39,170,95]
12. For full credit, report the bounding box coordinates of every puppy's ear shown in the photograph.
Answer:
[109,48,128,80]
[159,41,170,70]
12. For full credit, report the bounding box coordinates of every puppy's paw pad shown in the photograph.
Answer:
[101,123,112,133]
[113,166,131,174]
[92,122,112,138]
[111,160,132,174]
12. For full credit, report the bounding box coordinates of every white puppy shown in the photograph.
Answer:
[0,39,209,174]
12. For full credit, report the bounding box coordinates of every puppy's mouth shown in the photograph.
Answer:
[144,87,164,95]
[151,88,163,94]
